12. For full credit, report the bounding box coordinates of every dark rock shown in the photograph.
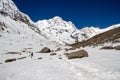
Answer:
[70,27,120,48]
[6,52,21,55]
[68,50,88,59]
[0,11,8,16]
[100,46,114,49]
[17,56,27,60]
[114,45,120,50]
[37,57,43,60]
[5,58,16,63]
[50,53,56,56]
[59,57,62,59]
[64,53,69,56]
[40,47,51,53]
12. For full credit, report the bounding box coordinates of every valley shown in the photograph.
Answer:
[0,0,120,80]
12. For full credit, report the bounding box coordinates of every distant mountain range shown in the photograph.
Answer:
[0,0,120,46]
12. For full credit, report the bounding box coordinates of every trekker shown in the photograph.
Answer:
[31,52,33,58]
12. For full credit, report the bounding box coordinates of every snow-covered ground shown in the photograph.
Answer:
[67,47,120,80]
[0,46,120,80]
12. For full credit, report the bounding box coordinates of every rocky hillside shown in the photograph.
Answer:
[0,0,41,34]
[70,26,120,48]
[36,16,104,44]
[0,0,103,44]
[36,16,120,44]
[0,0,120,45]
[0,0,62,54]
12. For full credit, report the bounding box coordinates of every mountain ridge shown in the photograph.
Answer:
[0,0,120,45]
[36,16,120,44]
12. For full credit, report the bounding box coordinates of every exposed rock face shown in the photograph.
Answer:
[50,53,56,56]
[70,26,120,48]
[0,0,18,18]
[100,45,120,50]
[0,0,29,24]
[37,57,43,60]
[6,52,21,55]
[114,45,120,50]
[68,50,88,59]
[5,58,16,63]
[100,46,114,50]
[17,56,27,60]
[0,0,41,35]
[40,47,51,53]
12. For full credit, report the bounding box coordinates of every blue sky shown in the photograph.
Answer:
[13,0,120,29]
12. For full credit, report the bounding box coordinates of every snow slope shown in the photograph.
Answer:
[0,0,18,18]
[0,0,62,54]
[36,16,120,43]
[0,46,120,80]
[36,16,104,43]
[36,16,78,44]
[72,23,120,42]
[1,0,119,44]
[71,27,102,41]
[0,0,33,23]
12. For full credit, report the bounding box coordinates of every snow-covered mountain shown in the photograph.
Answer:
[70,25,120,48]
[0,0,42,35]
[0,0,29,34]
[0,0,61,54]
[36,16,120,43]
[71,27,102,42]
[0,0,31,24]
[36,16,78,44]
[0,0,18,18]
[72,24,120,42]
[36,16,104,44]
[0,0,120,45]
[36,16,103,44]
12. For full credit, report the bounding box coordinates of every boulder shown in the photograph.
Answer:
[68,50,88,59]
[40,47,51,53]
[5,58,16,63]
[6,52,21,55]
[59,57,62,59]
[100,46,114,49]
[37,57,43,60]
[17,56,27,60]
[50,53,56,56]
[114,45,120,50]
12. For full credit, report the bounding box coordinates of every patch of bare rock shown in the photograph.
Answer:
[67,50,89,59]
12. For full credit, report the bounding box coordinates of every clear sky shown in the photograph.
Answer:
[12,0,120,29]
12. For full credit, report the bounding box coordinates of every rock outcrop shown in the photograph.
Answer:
[68,50,88,59]
[40,47,51,53]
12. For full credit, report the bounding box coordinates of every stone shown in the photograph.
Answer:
[114,45,120,50]
[40,47,51,53]
[68,50,88,59]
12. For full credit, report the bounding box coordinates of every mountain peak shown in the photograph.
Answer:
[53,16,63,20]
[47,16,64,23]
